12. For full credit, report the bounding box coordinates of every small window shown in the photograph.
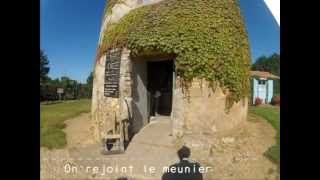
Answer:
[258,80,266,85]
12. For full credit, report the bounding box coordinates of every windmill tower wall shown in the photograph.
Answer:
[91,0,248,144]
[91,0,164,142]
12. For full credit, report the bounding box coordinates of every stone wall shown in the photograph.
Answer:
[92,52,248,143]
[91,48,133,142]
[92,0,155,142]
[91,53,119,142]
[172,79,248,138]
[92,54,248,143]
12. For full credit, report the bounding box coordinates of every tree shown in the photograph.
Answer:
[39,50,94,101]
[40,76,85,101]
[40,49,50,85]
[251,53,280,76]
[58,76,80,100]
[86,72,93,98]
[252,53,280,96]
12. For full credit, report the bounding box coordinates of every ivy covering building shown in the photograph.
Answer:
[91,0,251,152]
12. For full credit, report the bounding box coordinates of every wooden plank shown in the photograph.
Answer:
[106,134,121,139]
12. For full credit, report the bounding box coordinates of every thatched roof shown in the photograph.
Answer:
[250,71,280,79]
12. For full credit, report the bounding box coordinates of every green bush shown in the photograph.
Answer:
[271,96,280,106]
[255,97,263,106]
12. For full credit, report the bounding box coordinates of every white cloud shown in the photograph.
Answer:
[264,0,280,26]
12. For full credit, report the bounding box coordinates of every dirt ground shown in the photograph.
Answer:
[40,113,279,180]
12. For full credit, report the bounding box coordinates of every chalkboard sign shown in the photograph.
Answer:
[104,49,121,97]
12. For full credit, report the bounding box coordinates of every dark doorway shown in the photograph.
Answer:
[147,60,174,116]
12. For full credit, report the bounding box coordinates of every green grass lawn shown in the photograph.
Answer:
[249,105,280,165]
[40,99,91,149]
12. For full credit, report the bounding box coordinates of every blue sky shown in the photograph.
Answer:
[41,0,280,83]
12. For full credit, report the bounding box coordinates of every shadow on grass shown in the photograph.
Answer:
[249,105,280,167]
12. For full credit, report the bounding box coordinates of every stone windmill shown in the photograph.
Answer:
[91,0,251,153]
